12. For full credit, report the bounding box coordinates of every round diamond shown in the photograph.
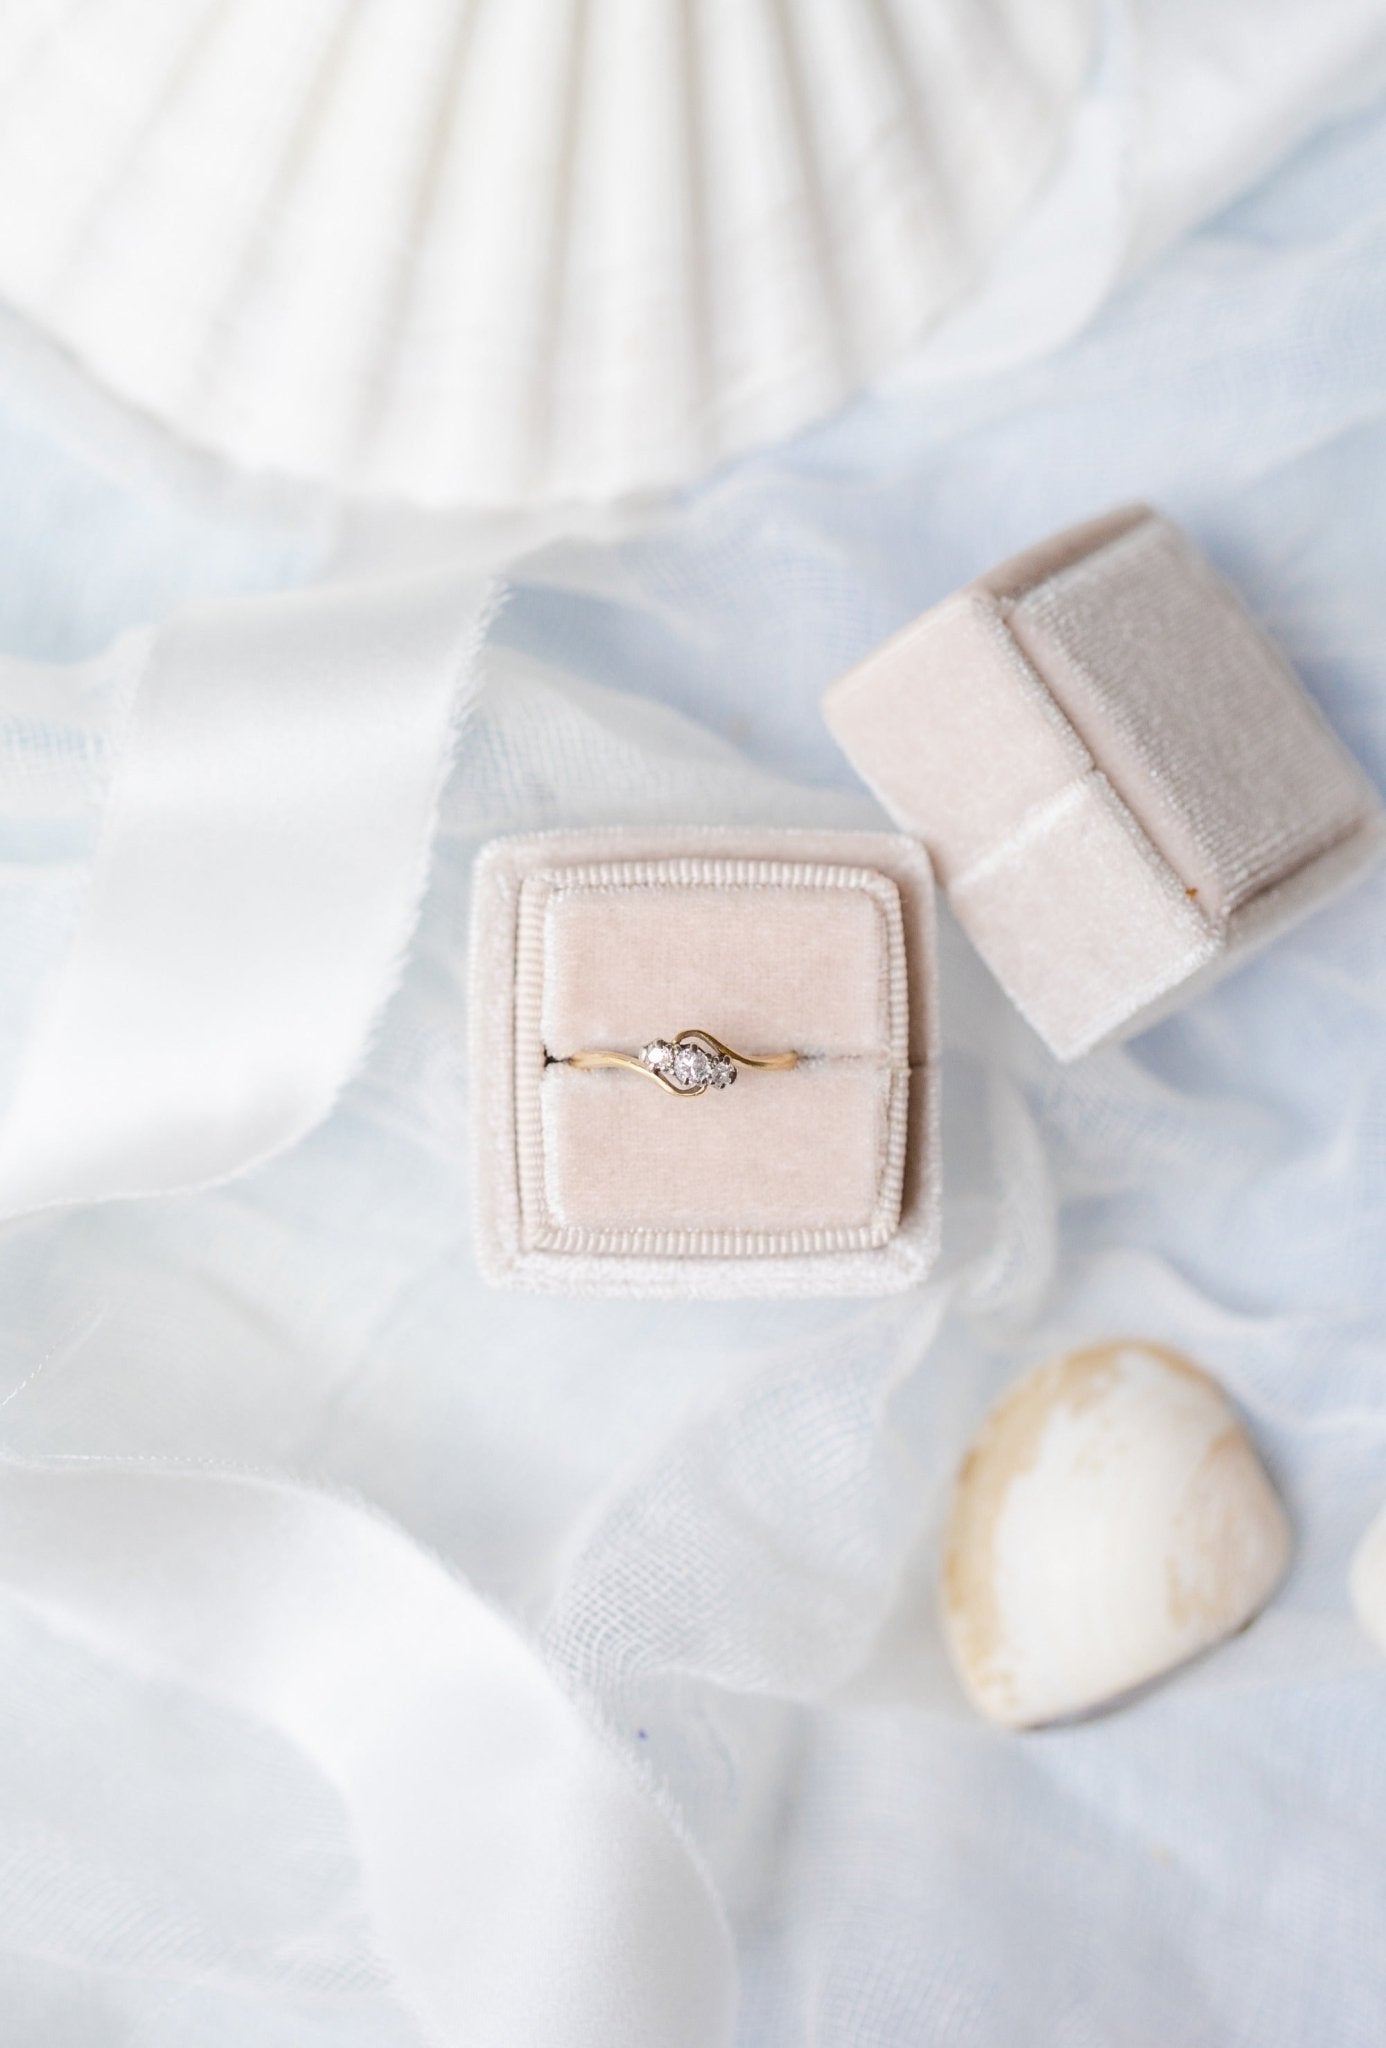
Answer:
[710,1054,736,1089]
[641,1039,673,1071]
[670,1042,713,1090]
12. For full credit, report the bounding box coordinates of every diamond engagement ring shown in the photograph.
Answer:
[563,1028,799,1097]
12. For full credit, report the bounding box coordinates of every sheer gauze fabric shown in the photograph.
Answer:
[4,6,1386,2045]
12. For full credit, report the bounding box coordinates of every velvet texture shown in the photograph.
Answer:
[823,506,1384,1058]
[470,828,938,1297]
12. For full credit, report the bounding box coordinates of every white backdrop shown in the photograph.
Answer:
[2,3,1386,2041]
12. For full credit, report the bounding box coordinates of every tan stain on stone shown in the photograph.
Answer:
[1167,1423,1291,1633]
[942,1340,1131,1715]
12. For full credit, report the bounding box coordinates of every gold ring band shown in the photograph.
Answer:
[562,1027,799,1097]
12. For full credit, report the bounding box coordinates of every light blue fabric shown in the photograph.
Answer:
[0,320,329,663]
[2,76,1386,2048]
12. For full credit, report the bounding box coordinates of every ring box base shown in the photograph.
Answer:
[470,827,939,1298]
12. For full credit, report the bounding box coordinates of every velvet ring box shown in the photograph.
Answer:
[470,827,939,1297]
[823,505,1385,1059]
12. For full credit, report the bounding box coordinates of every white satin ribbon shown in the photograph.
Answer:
[0,569,490,1218]
[0,1458,735,2046]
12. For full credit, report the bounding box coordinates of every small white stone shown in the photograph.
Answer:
[1351,1504,1386,1653]
[941,1340,1291,1728]
[710,1055,736,1088]
[641,1039,673,1071]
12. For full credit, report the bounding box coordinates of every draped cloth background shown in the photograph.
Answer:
[3,3,1386,2042]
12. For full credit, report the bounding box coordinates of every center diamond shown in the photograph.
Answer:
[670,1042,713,1090]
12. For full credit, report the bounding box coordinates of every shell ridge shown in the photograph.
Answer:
[350,0,486,479]
[177,0,367,429]
[41,0,229,316]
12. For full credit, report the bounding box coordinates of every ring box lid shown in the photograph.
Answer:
[823,505,1384,1059]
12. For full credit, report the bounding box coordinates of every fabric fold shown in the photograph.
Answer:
[0,570,491,1218]
[0,1457,735,2048]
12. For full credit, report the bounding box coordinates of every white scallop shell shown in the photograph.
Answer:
[0,0,1096,509]
[1349,1503,1386,1653]
[942,1340,1292,1729]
